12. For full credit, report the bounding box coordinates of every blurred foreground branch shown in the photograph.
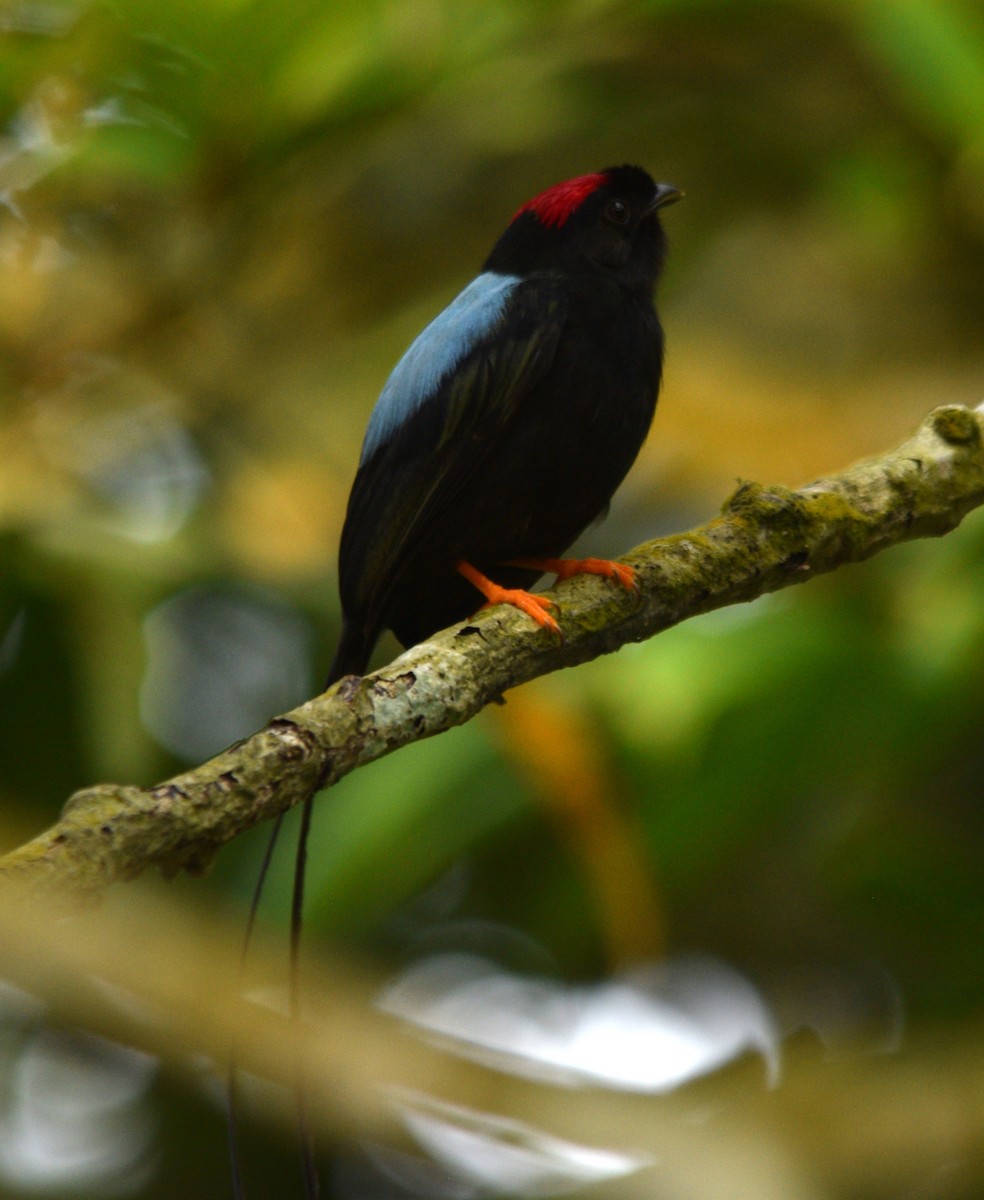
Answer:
[2,403,983,901]
[0,880,980,1200]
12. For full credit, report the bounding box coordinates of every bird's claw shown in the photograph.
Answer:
[481,589,562,639]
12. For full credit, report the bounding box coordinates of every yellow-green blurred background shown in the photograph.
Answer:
[1,1,984,1197]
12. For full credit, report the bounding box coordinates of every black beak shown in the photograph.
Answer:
[647,183,684,214]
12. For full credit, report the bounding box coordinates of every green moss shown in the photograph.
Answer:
[801,490,867,526]
[931,405,981,446]
[722,481,811,533]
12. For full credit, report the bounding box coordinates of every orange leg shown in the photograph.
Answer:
[456,560,561,637]
[508,555,638,593]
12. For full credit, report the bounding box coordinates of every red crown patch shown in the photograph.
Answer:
[513,172,607,229]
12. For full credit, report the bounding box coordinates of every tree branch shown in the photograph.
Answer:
[3,403,983,900]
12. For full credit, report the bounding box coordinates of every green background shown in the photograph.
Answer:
[1,1,983,1196]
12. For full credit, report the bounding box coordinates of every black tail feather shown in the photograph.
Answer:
[325,620,374,690]
[227,812,286,1200]
[290,624,372,1197]
[291,792,320,1198]
[228,620,373,1199]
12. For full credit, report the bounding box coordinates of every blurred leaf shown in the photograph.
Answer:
[844,0,984,144]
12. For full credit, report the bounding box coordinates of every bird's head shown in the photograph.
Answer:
[484,165,682,289]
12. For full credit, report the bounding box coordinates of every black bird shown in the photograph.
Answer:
[232,165,681,1200]
[329,164,682,679]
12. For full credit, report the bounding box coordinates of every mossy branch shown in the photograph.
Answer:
[2,403,983,901]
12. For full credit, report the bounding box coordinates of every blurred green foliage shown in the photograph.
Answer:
[1,0,984,1196]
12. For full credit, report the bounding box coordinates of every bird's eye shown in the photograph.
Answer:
[605,198,630,226]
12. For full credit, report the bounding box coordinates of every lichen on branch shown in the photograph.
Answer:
[2,404,982,901]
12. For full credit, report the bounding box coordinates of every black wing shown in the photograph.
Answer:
[338,276,567,645]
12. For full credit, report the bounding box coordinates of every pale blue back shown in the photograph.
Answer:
[360,271,520,463]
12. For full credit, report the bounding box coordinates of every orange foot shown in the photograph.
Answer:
[456,559,561,638]
[508,556,638,593]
